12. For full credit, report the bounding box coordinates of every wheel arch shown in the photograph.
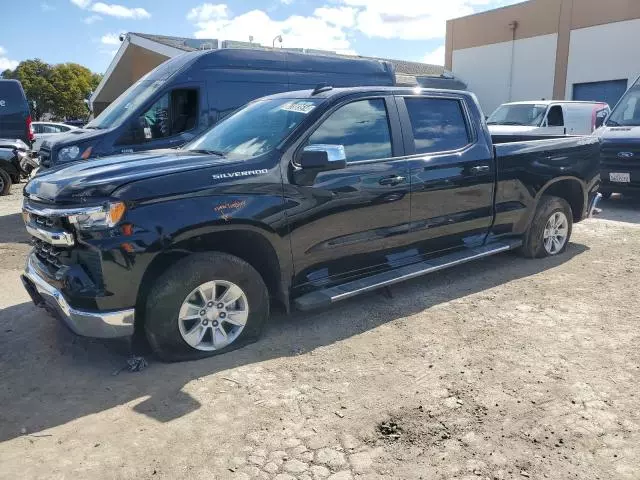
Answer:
[134,224,290,335]
[0,159,19,179]
[536,176,587,223]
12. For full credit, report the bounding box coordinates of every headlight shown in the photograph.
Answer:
[59,145,93,162]
[59,145,80,161]
[67,202,126,231]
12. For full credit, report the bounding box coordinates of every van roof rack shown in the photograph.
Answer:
[312,84,333,95]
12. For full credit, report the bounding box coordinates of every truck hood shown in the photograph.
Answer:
[597,126,640,144]
[40,127,107,151]
[24,149,238,203]
[487,125,537,135]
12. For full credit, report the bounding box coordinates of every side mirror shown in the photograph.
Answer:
[299,145,347,171]
[595,115,607,129]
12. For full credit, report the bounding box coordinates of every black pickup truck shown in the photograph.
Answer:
[20,87,601,361]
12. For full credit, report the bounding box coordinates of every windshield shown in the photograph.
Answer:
[487,104,548,126]
[606,84,640,127]
[86,79,166,129]
[185,98,323,159]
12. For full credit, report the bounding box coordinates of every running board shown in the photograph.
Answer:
[294,239,522,311]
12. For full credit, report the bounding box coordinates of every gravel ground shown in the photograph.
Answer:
[0,182,639,480]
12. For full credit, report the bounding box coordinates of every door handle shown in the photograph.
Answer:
[378,175,406,186]
[470,165,490,174]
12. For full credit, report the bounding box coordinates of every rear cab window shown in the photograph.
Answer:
[402,97,471,154]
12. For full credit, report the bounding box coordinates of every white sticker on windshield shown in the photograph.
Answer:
[280,101,316,114]
[144,127,152,139]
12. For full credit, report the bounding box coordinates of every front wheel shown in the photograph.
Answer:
[520,196,573,258]
[144,252,269,362]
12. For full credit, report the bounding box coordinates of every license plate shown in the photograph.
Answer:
[609,172,630,183]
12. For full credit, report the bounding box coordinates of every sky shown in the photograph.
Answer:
[0,0,525,74]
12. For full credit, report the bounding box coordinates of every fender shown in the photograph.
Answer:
[140,219,293,311]
[524,175,588,229]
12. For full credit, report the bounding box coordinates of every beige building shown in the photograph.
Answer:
[445,0,640,113]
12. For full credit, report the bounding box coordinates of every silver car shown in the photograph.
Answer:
[32,122,79,152]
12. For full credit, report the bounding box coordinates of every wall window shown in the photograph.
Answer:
[404,97,471,154]
[307,99,392,162]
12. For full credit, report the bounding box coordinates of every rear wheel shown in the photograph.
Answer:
[144,252,269,362]
[0,168,11,195]
[520,196,573,258]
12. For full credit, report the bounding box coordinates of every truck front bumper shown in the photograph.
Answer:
[21,255,135,338]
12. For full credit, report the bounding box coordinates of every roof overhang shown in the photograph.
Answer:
[90,33,185,109]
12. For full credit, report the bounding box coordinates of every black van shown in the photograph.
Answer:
[39,48,397,168]
[0,79,34,146]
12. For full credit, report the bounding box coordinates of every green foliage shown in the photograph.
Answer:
[2,59,102,120]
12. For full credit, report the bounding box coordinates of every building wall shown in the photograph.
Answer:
[446,0,640,110]
[452,34,557,114]
[565,18,640,101]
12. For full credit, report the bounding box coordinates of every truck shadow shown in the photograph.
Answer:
[598,194,640,224]
[0,212,30,244]
[0,243,588,442]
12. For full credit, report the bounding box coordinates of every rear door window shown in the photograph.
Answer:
[403,97,471,154]
[307,98,393,163]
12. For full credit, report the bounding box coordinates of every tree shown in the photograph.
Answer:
[49,63,102,119]
[2,59,55,120]
[2,59,102,120]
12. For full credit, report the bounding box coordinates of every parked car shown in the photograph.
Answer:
[596,76,640,198]
[487,100,609,139]
[21,86,601,361]
[0,79,34,146]
[0,138,31,194]
[32,122,78,152]
[63,120,86,128]
[37,48,401,169]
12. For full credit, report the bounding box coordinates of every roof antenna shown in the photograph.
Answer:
[312,83,333,95]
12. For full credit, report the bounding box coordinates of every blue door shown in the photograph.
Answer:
[573,80,628,108]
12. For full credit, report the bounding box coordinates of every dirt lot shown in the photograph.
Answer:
[1,182,639,480]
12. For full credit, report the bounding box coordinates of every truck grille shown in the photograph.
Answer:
[32,239,65,271]
[30,212,64,229]
[601,145,640,169]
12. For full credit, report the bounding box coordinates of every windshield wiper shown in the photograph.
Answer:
[605,120,620,126]
[84,125,102,130]
[187,148,226,157]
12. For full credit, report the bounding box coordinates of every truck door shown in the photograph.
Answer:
[396,94,495,254]
[286,95,411,291]
[113,83,206,153]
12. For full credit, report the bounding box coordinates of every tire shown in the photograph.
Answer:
[520,195,573,259]
[600,191,612,200]
[0,168,11,196]
[144,252,269,362]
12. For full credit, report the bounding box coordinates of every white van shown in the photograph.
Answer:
[487,101,610,136]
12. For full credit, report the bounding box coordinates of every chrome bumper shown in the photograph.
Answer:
[21,256,135,338]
